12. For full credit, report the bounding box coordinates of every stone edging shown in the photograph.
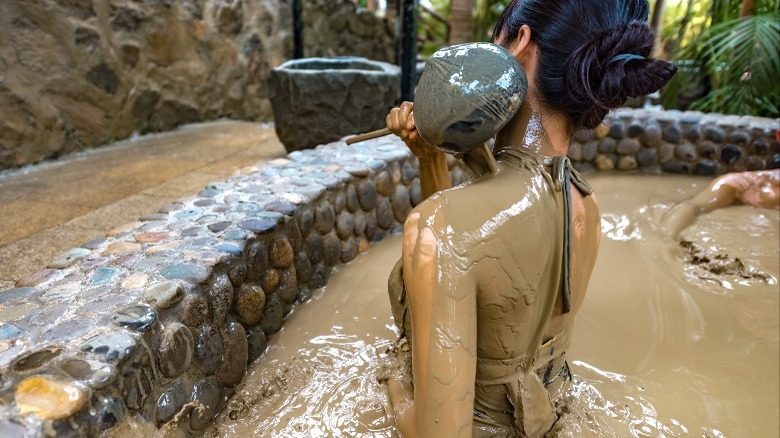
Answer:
[571,109,779,174]
[0,108,777,436]
[0,135,467,436]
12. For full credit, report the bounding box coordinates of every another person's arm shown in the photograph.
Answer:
[387,209,478,437]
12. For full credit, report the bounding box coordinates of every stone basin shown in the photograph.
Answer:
[268,57,401,152]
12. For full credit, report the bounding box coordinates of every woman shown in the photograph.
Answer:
[383,0,677,437]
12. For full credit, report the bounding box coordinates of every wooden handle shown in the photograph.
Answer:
[345,127,392,145]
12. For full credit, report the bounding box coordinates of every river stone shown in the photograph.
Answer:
[617,138,641,155]
[341,237,358,263]
[314,201,335,234]
[704,126,725,142]
[365,211,379,241]
[332,192,346,215]
[698,141,717,159]
[155,379,189,426]
[180,293,209,328]
[270,237,294,268]
[290,254,311,286]
[609,122,624,139]
[375,171,392,197]
[582,141,598,162]
[288,220,302,252]
[190,378,222,430]
[662,125,682,143]
[752,140,769,155]
[684,126,702,142]
[162,264,208,283]
[240,218,277,234]
[298,208,314,235]
[598,137,616,154]
[357,180,378,211]
[246,325,268,363]
[236,284,266,326]
[659,143,675,163]
[118,349,154,410]
[259,293,284,335]
[93,395,127,434]
[261,268,280,293]
[636,148,658,166]
[12,348,62,373]
[573,129,593,143]
[391,185,412,222]
[82,332,136,363]
[309,264,330,289]
[61,358,117,389]
[642,125,662,148]
[49,248,91,269]
[42,318,92,342]
[720,145,742,164]
[410,180,422,206]
[90,267,119,286]
[376,198,393,230]
[15,376,86,420]
[617,156,638,171]
[227,258,248,289]
[746,156,766,171]
[662,160,692,174]
[675,143,697,161]
[195,324,223,375]
[323,233,342,266]
[336,212,354,239]
[595,155,615,171]
[626,123,644,138]
[246,240,268,282]
[401,160,417,184]
[111,305,157,333]
[103,242,141,256]
[346,184,359,213]
[0,325,22,340]
[695,161,719,176]
[769,154,780,169]
[159,323,194,378]
[209,273,233,325]
[278,267,297,304]
[215,321,248,387]
[306,233,324,265]
[266,200,297,216]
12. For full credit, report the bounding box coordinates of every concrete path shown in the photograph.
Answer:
[0,121,286,291]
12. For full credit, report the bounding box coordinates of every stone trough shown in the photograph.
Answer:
[0,109,777,437]
[268,57,401,152]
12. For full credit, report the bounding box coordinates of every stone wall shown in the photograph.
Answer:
[303,0,396,63]
[0,0,398,171]
[0,135,469,436]
[570,109,780,175]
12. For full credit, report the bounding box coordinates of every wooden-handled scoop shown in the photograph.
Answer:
[345,128,392,145]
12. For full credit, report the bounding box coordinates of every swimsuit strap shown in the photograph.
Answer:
[544,156,592,314]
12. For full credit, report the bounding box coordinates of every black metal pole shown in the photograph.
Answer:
[292,0,303,59]
[400,0,418,102]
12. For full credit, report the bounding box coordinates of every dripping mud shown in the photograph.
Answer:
[123,173,777,437]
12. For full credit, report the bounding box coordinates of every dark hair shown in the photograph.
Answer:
[493,0,677,130]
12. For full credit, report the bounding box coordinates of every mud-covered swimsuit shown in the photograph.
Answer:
[388,145,592,437]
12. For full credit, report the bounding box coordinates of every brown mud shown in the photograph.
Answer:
[208,173,778,438]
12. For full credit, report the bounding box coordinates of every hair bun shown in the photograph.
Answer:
[564,21,678,129]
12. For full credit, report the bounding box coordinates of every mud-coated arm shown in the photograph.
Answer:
[387,209,478,438]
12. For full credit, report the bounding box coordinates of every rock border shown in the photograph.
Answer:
[0,108,777,436]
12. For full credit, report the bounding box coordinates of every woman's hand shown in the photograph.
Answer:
[386,102,440,161]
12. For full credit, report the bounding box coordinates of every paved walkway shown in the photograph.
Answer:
[0,121,286,291]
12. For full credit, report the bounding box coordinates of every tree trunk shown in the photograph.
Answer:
[740,0,755,17]
[650,0,666,56]
[448,0,473,45]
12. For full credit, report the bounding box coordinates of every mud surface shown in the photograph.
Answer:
[210,173,778,437]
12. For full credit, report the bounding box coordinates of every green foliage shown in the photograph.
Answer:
[662,0,780,117]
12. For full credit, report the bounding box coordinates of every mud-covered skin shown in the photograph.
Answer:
[387,140,600,437]
[662,170,780,238]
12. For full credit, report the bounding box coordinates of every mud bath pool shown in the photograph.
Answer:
[206,173,779,437]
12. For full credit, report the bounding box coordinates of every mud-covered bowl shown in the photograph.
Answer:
[414,43,527,154]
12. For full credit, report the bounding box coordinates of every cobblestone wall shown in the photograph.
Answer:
[570,109,780,175]
[303,0,396,63]
[0,109,776,435]
[0,136,467,436]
